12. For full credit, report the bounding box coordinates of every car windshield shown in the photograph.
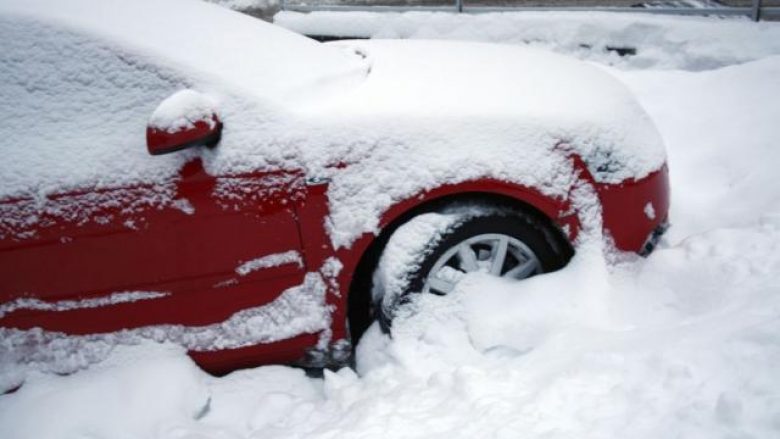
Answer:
[0,0,366,103]
[0,0,369,200]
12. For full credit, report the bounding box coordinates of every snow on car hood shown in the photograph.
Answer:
[262,40,667,248]
[313,39,666,182]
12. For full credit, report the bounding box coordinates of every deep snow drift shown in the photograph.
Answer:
[2,12,780,439]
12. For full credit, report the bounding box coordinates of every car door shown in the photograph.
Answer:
[0,18,309,336]
[0,157,308,334]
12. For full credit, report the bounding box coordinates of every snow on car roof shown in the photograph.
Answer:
[0,0,364,206]
[0,0,362,103]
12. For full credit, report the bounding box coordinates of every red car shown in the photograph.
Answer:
[0,0,668,375]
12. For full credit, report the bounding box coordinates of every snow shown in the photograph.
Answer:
[0,0,365,199]
[171,198,195,215]
[614,55,780,241]
[235,250,304,276]
[0,0,360,105]
[2,10,780,439]
[644,201,656,220]
[205,0,277,11]
[148,89,220,133]
[372,204,548,312]
[0,272,330,391]
[372,211,463,304]
[0,291,168,320]
[310,38,664,248]
[0,184,179,241]
[0,343,209,439]
[0,11,187,202]
[1,0,666,252]
[275,10,780,71]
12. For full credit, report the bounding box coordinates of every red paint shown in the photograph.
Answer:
[0,153,669,374]
[598,165,670,251]
[190,333,320,375]
[146,115,222,155]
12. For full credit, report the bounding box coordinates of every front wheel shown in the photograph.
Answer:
[373,206,573,330]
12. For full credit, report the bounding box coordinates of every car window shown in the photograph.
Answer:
[0,16,189,200]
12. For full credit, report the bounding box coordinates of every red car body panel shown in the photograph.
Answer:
[146,116,222,156]
[599,166,670,251]
[1,160,306,332]
[0,154,669,374]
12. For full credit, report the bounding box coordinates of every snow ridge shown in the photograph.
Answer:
[0,291,169,320]
[235,250,304,276]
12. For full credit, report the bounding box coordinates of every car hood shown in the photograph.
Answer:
[301,39,665,185]
[266,39,667,247]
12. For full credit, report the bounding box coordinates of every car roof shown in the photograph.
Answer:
[0,0,363,102]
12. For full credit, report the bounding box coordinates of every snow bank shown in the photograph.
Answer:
[276,10,780,70]
[611,55,780,241]
[347,225,780,439]
[0,343,209,439]
[205,0,278,10]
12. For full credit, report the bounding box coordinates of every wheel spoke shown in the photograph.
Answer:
[457,244,479,272]
[423,232,543,296]
[426,276,457,294]
[503,258,538,280]
[490,236,509,276]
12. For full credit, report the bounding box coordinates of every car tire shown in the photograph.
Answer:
[373,205,573,332]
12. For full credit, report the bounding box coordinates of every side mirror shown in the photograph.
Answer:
[146,90,222,156]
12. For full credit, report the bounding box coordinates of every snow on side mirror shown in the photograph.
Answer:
[146,89,222,156]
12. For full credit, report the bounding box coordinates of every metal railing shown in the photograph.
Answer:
[280,0,779,21]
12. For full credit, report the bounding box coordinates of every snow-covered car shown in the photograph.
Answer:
[0,0,669,373]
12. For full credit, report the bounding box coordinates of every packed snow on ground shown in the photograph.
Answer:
[2,11,780,439]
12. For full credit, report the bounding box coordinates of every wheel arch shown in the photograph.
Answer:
[338,179,577,344]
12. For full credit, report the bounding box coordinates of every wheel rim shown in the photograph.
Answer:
[422,233,542,295]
